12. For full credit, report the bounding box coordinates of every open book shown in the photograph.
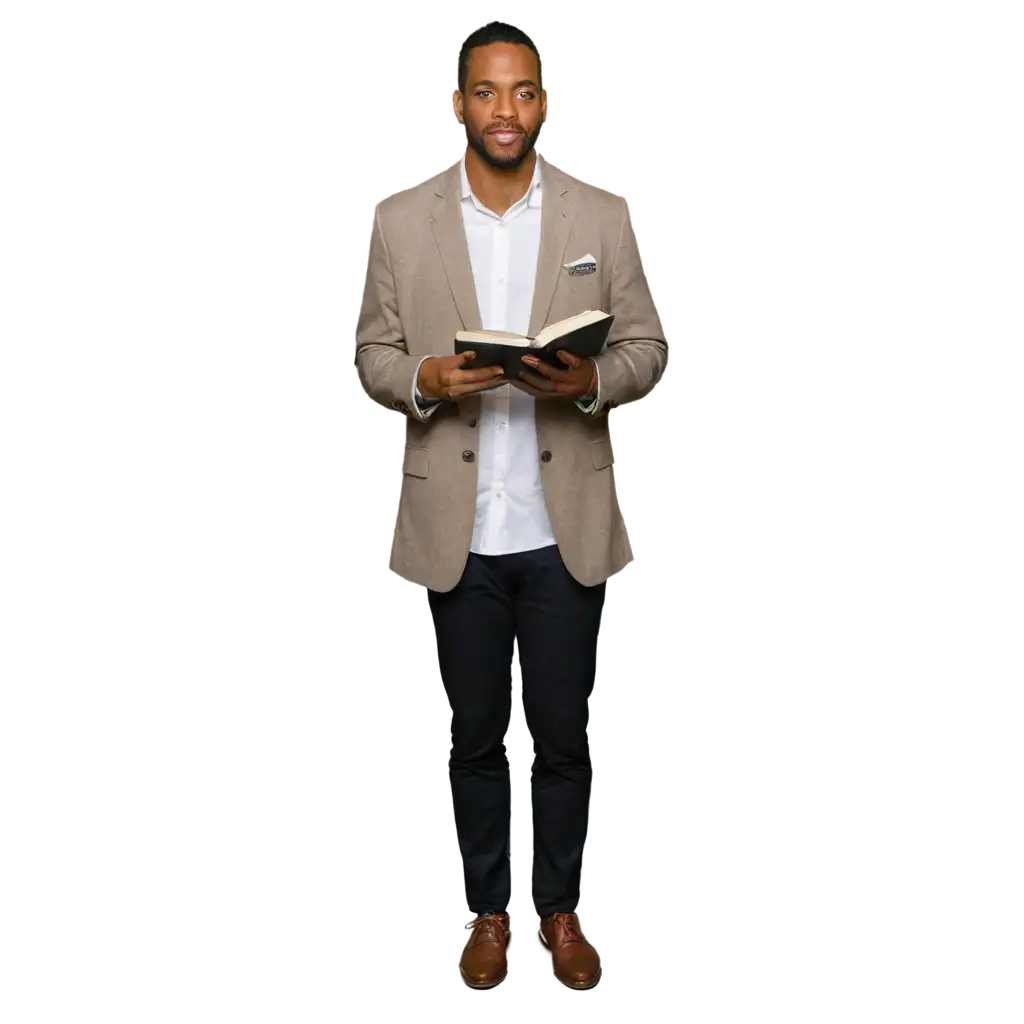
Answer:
[454,309,614,378]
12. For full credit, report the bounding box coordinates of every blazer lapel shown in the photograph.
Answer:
[528,155,576,338]
[428,162,481,331]
[427,155,575,337]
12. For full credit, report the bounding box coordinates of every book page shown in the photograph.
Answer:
[455,329,530,346]
[533,309,610,347]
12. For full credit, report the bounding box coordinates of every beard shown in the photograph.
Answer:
[465,117,543,171]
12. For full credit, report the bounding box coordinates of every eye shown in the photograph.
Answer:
[519,91,535,100]
[475,90,493,98]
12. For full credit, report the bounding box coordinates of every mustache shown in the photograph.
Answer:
[487,124,525,134]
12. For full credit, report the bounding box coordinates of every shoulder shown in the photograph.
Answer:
[573,182,618,226]
[369,163,458,255]
[542,157,627,221]
[375,163,456,220]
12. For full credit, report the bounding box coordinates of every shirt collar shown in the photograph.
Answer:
[459,152,543,209]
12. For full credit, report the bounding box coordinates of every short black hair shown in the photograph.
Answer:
[458,21,542,95]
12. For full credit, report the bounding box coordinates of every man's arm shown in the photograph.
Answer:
[354,203,430,421]
[574,360,601,413]
[355,204,507,416]
[412,355,444,419]
[512,199,666,413]
[588,197,668,415]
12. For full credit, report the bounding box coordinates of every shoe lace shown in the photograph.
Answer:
[465,913,509,943]
[550,912,584,944]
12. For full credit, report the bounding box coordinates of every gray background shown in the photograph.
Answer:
[0,6,1019,1015]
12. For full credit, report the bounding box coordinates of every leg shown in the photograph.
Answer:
[427,553,517,915]
[513,545,606,917]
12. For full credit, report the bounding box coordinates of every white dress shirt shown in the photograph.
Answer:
[414,154,599,556]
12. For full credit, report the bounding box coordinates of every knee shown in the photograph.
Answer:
[450,741,508,771]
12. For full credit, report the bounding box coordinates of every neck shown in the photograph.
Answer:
[464,148,537,217]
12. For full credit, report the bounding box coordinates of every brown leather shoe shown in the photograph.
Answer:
[538,912,602,989]
[459,912,511,989]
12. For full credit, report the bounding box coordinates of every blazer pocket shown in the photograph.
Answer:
[591,438,614,470]
[402,446,430,479]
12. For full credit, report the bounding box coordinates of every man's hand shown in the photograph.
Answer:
[418,352,506,400]
[513,350,597,399]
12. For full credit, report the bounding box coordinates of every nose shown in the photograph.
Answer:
[491,89,516,122]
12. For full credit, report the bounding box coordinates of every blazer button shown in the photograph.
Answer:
[468,418,477,427]
[540,450,552,462]
[462,450,475,462]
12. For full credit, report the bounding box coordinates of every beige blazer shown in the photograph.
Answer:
[355,154,667,592]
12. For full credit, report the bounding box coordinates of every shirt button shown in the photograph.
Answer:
[497,422,506,430]
[462,450,475,463]
[498,278,505,284]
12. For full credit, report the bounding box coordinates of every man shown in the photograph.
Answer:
[354,21,666,990]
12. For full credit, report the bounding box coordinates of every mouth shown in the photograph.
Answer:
[488,129,523,147]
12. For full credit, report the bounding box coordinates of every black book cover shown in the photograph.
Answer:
[453,315,614,378]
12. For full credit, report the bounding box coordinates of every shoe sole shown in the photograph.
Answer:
[536,937,598,991]
[460,970,503,987]
[561,970,598,987]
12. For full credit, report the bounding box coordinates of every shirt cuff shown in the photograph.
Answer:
[573,360,601,415]
[412,354,443,417]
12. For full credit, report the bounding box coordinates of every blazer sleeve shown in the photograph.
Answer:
[590,197,668,415]
[354,203,431,421]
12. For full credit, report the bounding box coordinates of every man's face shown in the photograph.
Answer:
[456,42,546,170]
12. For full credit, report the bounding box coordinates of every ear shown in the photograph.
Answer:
[540,88,547,124]
[453,89,464,124]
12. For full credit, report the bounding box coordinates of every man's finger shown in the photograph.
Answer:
[555,350,582,367]
[450,367,503,383]
[518,369,559,391]
[469,373,508,390]
[509,378,555,399]
[444,350,480,371]
[524,356,581,380]
[446,376,508,398]
[520,356,569,381]
[446,365,505,384]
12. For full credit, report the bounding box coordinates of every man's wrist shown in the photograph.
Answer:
[413,355,443,409]
[585,363,597,398]
[574,359,601,414]
[580,360,598,399]
[414,356,430,397]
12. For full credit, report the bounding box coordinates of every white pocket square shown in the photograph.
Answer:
[562,252,597,276]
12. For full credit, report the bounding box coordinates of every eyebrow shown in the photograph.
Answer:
[471,79,539,90]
